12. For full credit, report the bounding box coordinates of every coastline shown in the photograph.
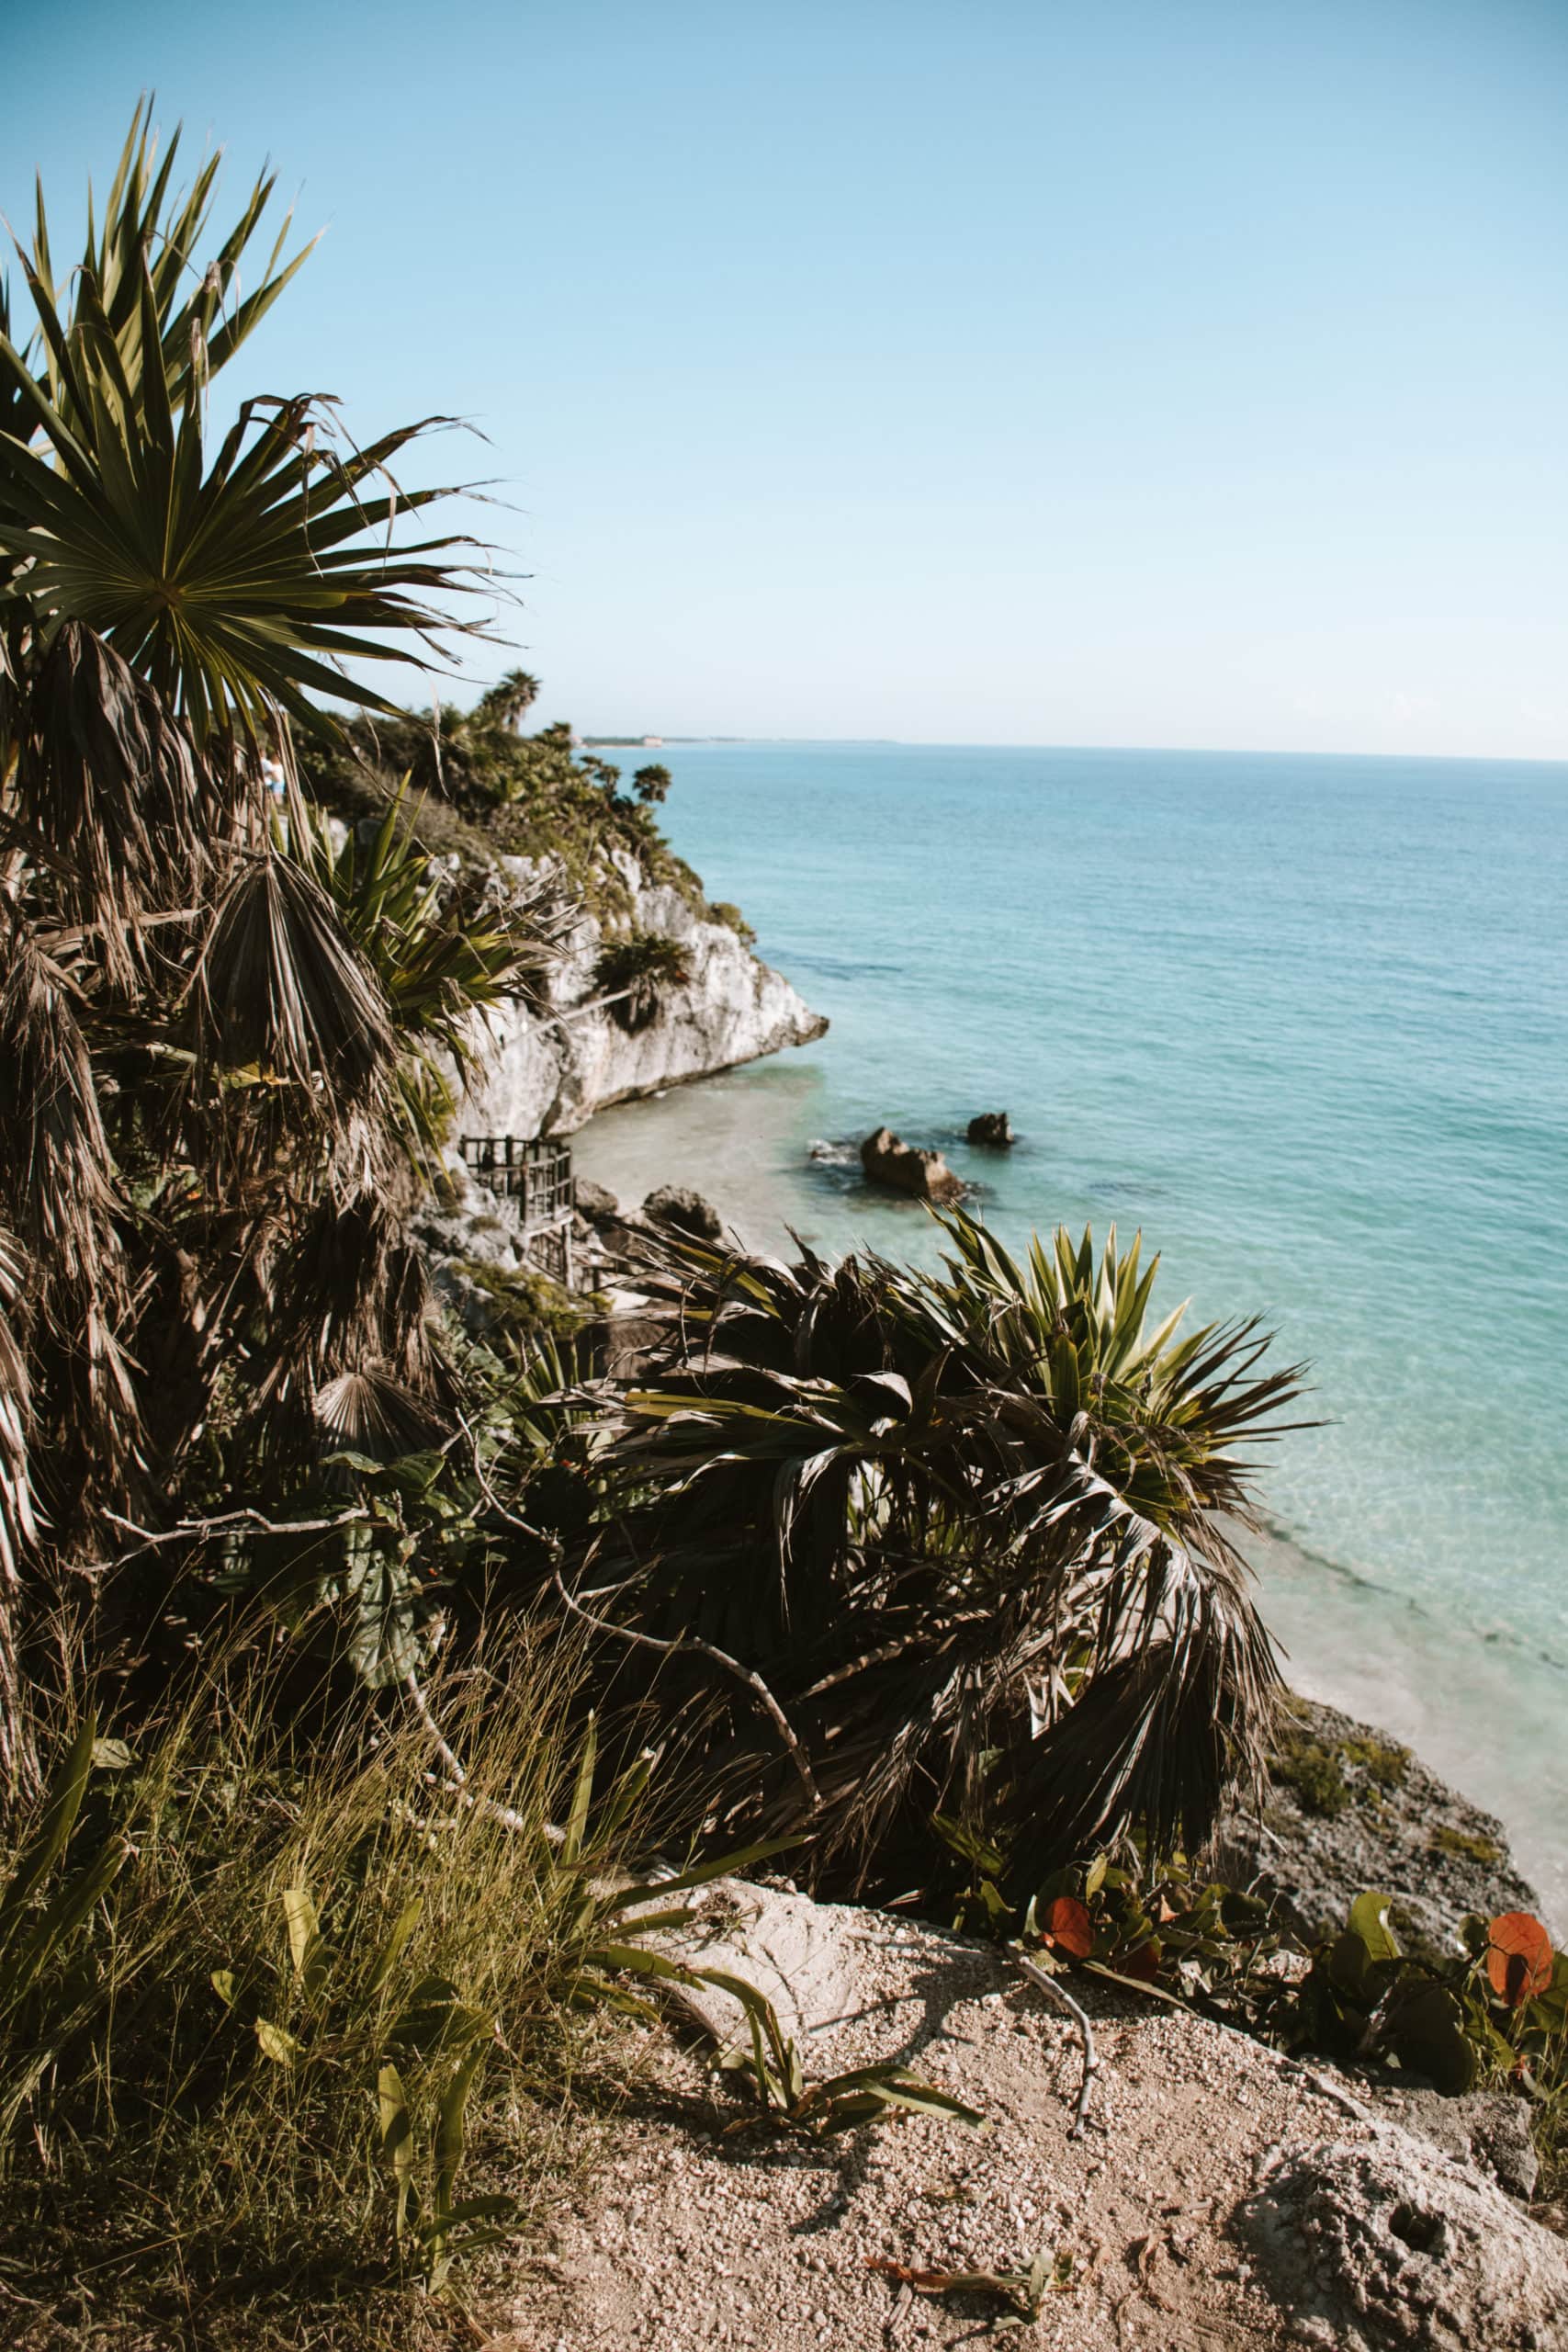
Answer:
[573,1064,1567,1932]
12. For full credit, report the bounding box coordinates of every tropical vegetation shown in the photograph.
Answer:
[558,1214,1305,1899]
[0,97,1562,2352]
[0,101,567,1787]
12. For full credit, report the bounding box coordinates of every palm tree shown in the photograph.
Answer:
[560,1214,1307,1896]
[473,669,542,733]
[0,105,558,1785]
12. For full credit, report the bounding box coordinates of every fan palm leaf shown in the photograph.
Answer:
[564,1213,1308,1892]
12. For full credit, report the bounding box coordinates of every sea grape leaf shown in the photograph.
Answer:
[1485,1913,1553,2007]
[1348,1892,1400,1963]
[1043,1896,1094,1960]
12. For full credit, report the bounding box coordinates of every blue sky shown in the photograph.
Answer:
[4,0,1567,756]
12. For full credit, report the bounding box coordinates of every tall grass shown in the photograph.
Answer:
[0,1629,660,2350]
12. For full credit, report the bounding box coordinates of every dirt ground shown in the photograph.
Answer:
[491,1905,1429,2352]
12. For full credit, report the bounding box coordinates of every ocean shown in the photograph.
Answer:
[572,742,1568,1922]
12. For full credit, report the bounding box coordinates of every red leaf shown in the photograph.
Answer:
[1043,1895,1094,1960]
[1119,1939,1163,1984]
[1485,1913,1553,2007]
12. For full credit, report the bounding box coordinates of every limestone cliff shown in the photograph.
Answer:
[462,848,827,1138]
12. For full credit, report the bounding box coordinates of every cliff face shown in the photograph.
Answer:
[462,849,828,1138]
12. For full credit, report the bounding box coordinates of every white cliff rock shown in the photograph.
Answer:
[462,855,827,1138]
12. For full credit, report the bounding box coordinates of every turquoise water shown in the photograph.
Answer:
[576,743,1568,1917]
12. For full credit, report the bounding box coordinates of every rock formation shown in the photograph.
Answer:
[1216,1697,1540,1957]
[966,1109,1014,1146]
[463,850,827,1138]
[860,1125,965,1203]
[1242,2127,1568,2348]
[642,1183,725,1242]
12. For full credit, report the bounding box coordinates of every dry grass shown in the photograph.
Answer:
[0,1630,664,2351]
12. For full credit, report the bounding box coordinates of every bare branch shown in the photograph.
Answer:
[1016,1950,1100,2140]
[550,1565,820,1813]
[90,1503,373,1572]
[400,1670,565,1845]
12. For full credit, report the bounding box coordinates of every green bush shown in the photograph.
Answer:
[592,931,692,1032]
[708,900,757,945]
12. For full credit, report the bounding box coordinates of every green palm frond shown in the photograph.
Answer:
[565,1212,1309,1890]
[0,360,489,746]
[0,102,492,751]
[17,96,317,434]
[289,784,572,1163]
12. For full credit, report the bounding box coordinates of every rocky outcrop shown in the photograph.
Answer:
[860,1125,964,1203]
[967,1109,1014,1147]
[642,1183,725,1242]
[1217,1698,1540,1958]
[463,852,827,1138]
[1242,2126,1568,2349]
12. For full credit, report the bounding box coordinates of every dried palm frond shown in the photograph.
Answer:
[0,1229,37,1589]
[4,624,218,980]
[253,1193,439,1421]
[0,1229,34,1794]
[313,1364,448,1457]
[0,931,120,1286]
[196,853,396,1119]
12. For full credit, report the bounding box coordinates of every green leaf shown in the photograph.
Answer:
[1348,1893,1400,1963]
[378,2062,415,2241]
[282,1885,328,1995]
[254,2016,299,2064]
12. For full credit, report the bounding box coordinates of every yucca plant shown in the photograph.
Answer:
[558,1213,1307,1895]
[0,105,559,1786]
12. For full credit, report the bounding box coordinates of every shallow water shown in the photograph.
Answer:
[574,743,1568,1921]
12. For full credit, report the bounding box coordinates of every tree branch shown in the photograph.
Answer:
[1016,1950,1100,2140]
[549,1566,820,1813]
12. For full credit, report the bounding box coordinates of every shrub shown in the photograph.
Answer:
[592,931,692,1032]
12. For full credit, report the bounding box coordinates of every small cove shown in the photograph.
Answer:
[574,742,1568,1921]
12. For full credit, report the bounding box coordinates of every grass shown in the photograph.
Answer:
[1430,1822,1506,1867]
[0,1633,664,2351]
[1269,1714,1411,1820]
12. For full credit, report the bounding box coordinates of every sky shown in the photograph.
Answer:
[4,0,1567,758]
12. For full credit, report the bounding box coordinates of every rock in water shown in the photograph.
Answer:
[642,1183,725,1241]
[966,1110,1014,1147]
[860,1125,965,1203]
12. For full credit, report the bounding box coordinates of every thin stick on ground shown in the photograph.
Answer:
[1016,1950,1100,2140]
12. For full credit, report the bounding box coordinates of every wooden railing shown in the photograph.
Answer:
[459,1135,574,1232]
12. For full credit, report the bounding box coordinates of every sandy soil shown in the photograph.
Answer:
[492,1909,1394,2351]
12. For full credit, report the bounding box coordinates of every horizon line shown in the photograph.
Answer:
[571,733,1568,769]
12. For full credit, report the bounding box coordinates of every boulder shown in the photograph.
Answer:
[642,1183,725,1242]
[966,1110,1014,1148]
[1241,2123,1568,2349]
[572,1175,621,1223]
[632,1876,857,2059]
[860,1125,964,1204]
